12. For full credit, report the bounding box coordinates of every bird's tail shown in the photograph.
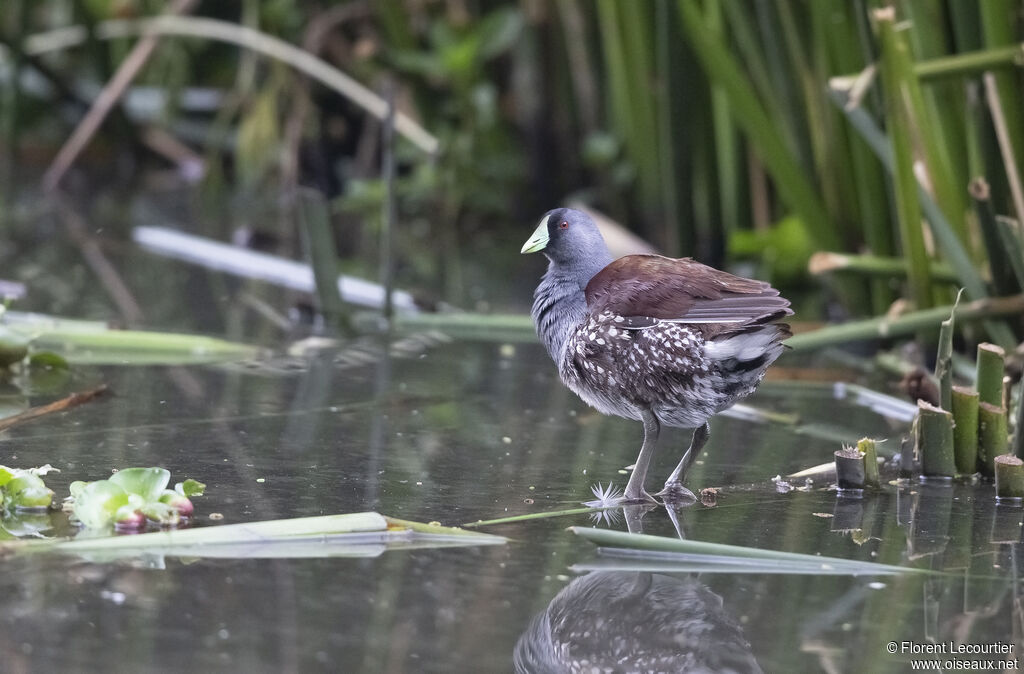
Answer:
[704,323,790,372]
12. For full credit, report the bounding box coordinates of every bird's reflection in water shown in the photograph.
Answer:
[514,571,762,674]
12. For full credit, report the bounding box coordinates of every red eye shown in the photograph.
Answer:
[559,221,569,229]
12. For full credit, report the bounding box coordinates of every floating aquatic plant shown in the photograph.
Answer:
[68,468,206,530]
[0,465,57,511]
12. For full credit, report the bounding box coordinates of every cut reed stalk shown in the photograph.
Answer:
[976,343,1006,407]
[857,437,880,488]
[994,454,1024,500]
[916,400,956,479]
[952,385,980,475]
[1014,379,1024,459]
[978,401,1009,477]
[835,447,866,491]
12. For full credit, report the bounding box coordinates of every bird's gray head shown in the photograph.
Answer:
[520,208,612,272]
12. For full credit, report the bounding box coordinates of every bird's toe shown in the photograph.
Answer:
[618,489,660,506]
[655,482,698,506]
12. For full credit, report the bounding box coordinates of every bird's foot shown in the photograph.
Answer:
[618,489,660,506]
[655,481,697,507]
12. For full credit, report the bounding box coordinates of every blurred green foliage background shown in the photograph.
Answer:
[1,1,1023,330]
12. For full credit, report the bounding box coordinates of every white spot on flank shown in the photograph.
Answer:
[608,327,618,337]
[596,338,605,345]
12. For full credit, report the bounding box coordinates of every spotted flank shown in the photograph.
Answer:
[559,310,786,429]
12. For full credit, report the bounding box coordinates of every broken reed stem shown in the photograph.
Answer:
[0,385,108,432]
[976,342,1006,407]
[934,291,960,412]
[1015,380,1024,460]
[978,401,1009,478]
[994,455,1024,501]
[917,400,956,478]
[936,317,954,412]
[857,437,880,488]
[952,385,979,475]
[835,447,866,490]
[807,252,959,282]
[784,294,1024,352]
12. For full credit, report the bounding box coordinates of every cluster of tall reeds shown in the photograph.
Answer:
[589,1,1024,330]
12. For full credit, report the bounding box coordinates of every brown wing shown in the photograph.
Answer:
[585,254,791,326]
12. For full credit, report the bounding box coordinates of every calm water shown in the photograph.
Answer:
[1,213,1020,673]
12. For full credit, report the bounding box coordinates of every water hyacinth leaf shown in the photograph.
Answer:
[11,488,54,509]
[0,467,15,489]
[140,502,180,526]
[4,475,54,509]
[113,506,146,530]
[159,490,194,517]
[109,467,170,502]
[175,479,205,497]
[69,480,88,498]
[73,481,131,529]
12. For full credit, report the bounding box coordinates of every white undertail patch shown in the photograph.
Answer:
[705,326,784,362]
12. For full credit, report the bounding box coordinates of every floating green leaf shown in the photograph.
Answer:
[109,467,170,502]
[4,474,54,509]
[175,479,205,497]
[0,466,56,511]
[72,481,132,529]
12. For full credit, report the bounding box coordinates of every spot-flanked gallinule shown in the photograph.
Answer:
[522,208,792,504]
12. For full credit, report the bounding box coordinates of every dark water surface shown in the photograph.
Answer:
[0,210,1017,673]
[0,338,1019,673]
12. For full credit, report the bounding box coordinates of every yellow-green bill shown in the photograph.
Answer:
[520,216,550,254]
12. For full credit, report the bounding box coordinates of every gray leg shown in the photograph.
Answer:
[623,504,654,534]
[622,410,660,504]
[656,422,710,502]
